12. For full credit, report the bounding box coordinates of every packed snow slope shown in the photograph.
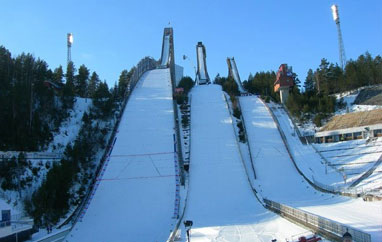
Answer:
[268,103,345,187]
[67,69,176,242]
[183,85,311,242]
[240,96,382,241]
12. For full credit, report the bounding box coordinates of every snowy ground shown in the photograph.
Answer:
[45,97,92,153]
[66,69,177,242]
[268,103,346,188]
[268,100,382,196]
[0,97,92,225]
[181,85,314,242]
[240,96,382,241]
[314,138,382,195]
[268,95,382,195]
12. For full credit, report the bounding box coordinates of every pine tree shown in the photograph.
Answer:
[76,64,89,97]
[62,62,76,110]
[94,81,110,99]
[88,71,100,98]
[65,61,76,95]
[304,69,316,94]
[117,70,130,98]
[52,66,64,84]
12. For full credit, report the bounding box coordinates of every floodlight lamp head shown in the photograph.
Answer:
[331,4,339,22]
[67,33,73,46]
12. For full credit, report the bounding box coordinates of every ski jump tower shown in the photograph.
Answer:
[160,28,174,69]
[227,57,245,93]
[196,42,210,85]
[274,64,294,104]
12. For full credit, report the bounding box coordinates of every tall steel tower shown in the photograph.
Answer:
[331,4,346,70]
[67,33,73,65]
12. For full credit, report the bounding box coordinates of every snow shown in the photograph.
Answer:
[160,35,170,67]
[0,97,92,225]
[314,138,382,195]
[46,97,92,153]
[182,85,313,242]
[268,102,345,188]
[240,95,382,241]
[67,69,176,242]
[267,101,382,195]
[334,88,382,115]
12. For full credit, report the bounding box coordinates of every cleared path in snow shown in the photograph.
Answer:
[240,95,382,241]
[183,85,310,242]
[67,69,176,242]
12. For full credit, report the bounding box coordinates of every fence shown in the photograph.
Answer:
[264,198,371,242]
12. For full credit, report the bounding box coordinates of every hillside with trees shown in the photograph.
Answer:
[0,45,133,226]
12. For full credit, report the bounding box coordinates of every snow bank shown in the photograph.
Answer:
[240,95,382,241]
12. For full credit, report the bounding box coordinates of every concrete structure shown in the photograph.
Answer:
[226,57,245,93]
[274,64,294,104]
[315,109,382,143]
[175,64,183,86]
[195,42,210,85]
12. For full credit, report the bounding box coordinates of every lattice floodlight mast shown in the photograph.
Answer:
[331,4,346,70]
[67,33,73,66]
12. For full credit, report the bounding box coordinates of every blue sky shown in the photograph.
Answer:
[1,0,381,88]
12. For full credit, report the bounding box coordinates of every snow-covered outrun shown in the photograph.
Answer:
[239,95,382,241]
[181,85,315,242]
[67,69,177,241]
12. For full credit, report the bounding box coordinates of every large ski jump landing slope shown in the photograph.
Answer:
[240,96,382,241]
[183,85,311,242]
[67,69,176,242]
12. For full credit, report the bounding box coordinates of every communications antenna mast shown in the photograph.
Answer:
[331,5,346,70]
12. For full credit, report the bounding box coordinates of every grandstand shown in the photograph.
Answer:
[315,109,382,143]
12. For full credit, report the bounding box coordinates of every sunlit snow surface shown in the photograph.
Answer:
[182,85,310,242]
[67,69,176,242]
[240,96,382,241]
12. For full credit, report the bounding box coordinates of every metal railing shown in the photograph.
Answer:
[264,198,371,242]
[166,95,192,242]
